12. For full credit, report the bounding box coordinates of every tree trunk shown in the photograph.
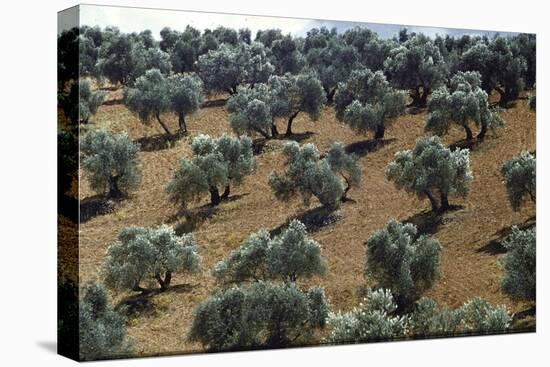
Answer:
[439,193,450,212]
[477,122,487,141]
[409,87,422,107]
[107,175,123,199]
[463,124,473,141]
[285,110,300,137]
[155,112,172,135]
[155,271,172,291]
[271,122,279,137]
[221,185,230,200]
[254,127,270,139]
[341,174,351,202]
[425,191,439,212]
[374,124,385,139]
[420,87,430,107]
[326,87,337,103]
[177,112,187,133]
[210,187,221,205]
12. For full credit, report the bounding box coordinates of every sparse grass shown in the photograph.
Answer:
[76,91,536,355]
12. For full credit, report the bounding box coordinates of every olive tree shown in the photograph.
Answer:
[189,282,329,350]
[425,71,503,141]
[167,73,204,132]
[460,37,527,107]
[325,288,407,344]
[307,38,360,102]
[409,297,512,336]
[384,33,448,107]
[226,84,275,138]
[343,27,395,71]
[59,80,105,125]
[335,68,407,139]
[166,134,255,206]
[79,282,130,360]
[81,130,141,199]
[103,225,200,292]
[213,219,326,284]
[365,220,441,305]
[386,136,472,212]
[269,142,361,210]
[125,69,203,135]
[268,72,326,136]
[197,43,274,95]
[270,34,306,75]
[501,152,536,211]
[501,226,536,301]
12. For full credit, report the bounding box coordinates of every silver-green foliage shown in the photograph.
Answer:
[125,69,203,134]
[384,33,448,107]
[425,71,503,141]
[213,220,326,284]
[188,282,329,350]
[335,68,406,139]
[268,72,326,135]
[226,84,274,138]
[81,129,141,198]
[366,220,441,304]
[166,134,255,206]
[502,226,536,300]
[325,288,407,344]
[59,80,105,125]
[103,225,200,292]
[196,42,274,94]
[269,141,361,210]
[79,282,130,360]
[409,297,512,336]
[501,151,536,211]
[386,136,472,211]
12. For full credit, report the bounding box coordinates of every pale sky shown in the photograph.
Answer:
[59,4,518,39]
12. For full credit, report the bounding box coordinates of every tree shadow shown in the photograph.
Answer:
[36,340,57,354]
[270,206,343,236]
[102,98,124,106]
[512,305,536,331]
[344,138,396,158]
[170,193,249,235]
[134,130,187,152]
[406,106,427,115]
[200,98,228,108]
[79,195,118,223]
[477,216,535,255]
[282,131,315,143]
[402,205,463,236]
[116,283,196,318]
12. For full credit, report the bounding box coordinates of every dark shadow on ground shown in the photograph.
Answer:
[511,305,536,330]
[134,130,187,152]
[344,138,396,158]
[102,98,124,106]
[402,205,463,236]
[79,195,118,223]
[283,131,315,143]
[270,206,343,236]
[99,86,119,91]
[170,193,249,235]
[406,106,427,115]
[116,284,196,318]
[477,216,535,255]
[200,98,227,108]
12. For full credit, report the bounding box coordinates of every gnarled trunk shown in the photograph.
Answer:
[177,112,187,133]
[107,175,123,199]
[374,124,385,140]
[439,193,450,212]
[210,187,221,205]
[477,122,487,141]
[326,87,337,104]
[155,112,172,135]
[221,185,230,200]
[285,110,300,137]
[155,271,172,291]
[425,190,439,212]
[271,121,279,137]
[463,124,473,141]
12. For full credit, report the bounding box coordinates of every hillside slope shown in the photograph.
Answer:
[78,92,535,355]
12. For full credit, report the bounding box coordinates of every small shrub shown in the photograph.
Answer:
[502,226,536,300]
[501,151,536,211]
